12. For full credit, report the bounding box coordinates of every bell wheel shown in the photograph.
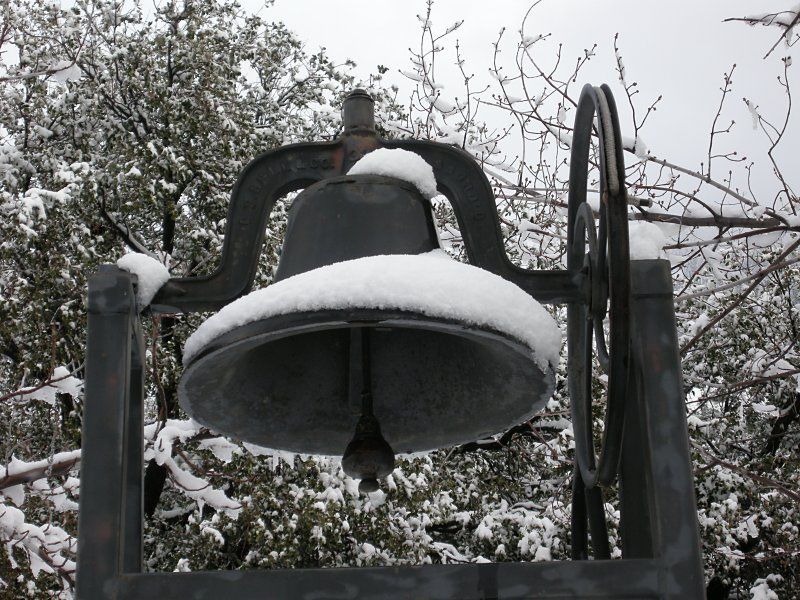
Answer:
[567,84,631,489]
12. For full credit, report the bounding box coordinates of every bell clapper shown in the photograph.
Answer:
[341,328,395,494]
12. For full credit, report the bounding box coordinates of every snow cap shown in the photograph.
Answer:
[116,253,171,308]
[184,251,562,372]
[628,221,667,260]
[348,148,438,199]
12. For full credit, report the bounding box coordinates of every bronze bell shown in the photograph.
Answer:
[178,169,555,490]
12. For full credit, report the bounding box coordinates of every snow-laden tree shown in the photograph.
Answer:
[383,2,799,597]
[0,0,402,594]
[1,0,798,598]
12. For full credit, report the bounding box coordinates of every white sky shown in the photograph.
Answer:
[254,0,798,206]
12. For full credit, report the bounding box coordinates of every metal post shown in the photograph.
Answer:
[628,259,705,597]
[77,266,143,598]
[618,360,655,559]
[121,308,145,573]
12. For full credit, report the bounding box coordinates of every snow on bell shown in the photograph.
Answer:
[178,153,560,492]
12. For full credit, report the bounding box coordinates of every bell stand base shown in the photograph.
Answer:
[76,259,704,599]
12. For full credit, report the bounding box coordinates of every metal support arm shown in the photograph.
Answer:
[150,91,582,314]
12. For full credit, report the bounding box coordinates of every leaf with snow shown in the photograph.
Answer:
[198,437,240,463]
[163,456,241,517]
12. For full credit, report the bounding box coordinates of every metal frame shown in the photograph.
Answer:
[77,89,704,598]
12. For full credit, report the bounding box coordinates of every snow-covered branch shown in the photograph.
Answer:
[724,4,800,58]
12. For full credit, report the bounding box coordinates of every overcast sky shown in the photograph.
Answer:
[253,0,797,206]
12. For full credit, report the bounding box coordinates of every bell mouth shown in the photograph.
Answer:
[179,252,561,455]
[179,308,555,455]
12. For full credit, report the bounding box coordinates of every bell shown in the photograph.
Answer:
[178,172,557,487]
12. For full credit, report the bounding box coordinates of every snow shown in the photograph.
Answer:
[750,576,781,600]
[622,135,649,160]
[432,541,472,563]
[30,479,77,512]
[489,67,508,83]
[116,252,170,308]
[242,443,296,470]
[741,5,800,27]
[33,125,53,139]
[615,47,627,86]
[0,501,75,580]
[476,517,494,540]
[49,60,82,84]
[198,437,240,463]
[162,456,241,517]
[317,486,345,505]
[689,313,710,336]
[2,485,24,507]
[628,221,667,260]
[16,366,82,405]
[0,450,82,481]
[522,34,544,47]
[348,148,438,199]
[430,94,455,114]
[744,99,760,130]
[146,418,203,466]
[174,558,191,572]
[184,250,562,372]
[533,546,552,561]
[242,442,273,457]
[435,123,463,145]
[0,503,24,533]
[545,123,572,148]
[367,489,386,507]
[201,524,226,545]
[772,210,800,227]
[399,69,425,82]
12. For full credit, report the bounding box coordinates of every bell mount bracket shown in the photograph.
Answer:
[150,90,580,313]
